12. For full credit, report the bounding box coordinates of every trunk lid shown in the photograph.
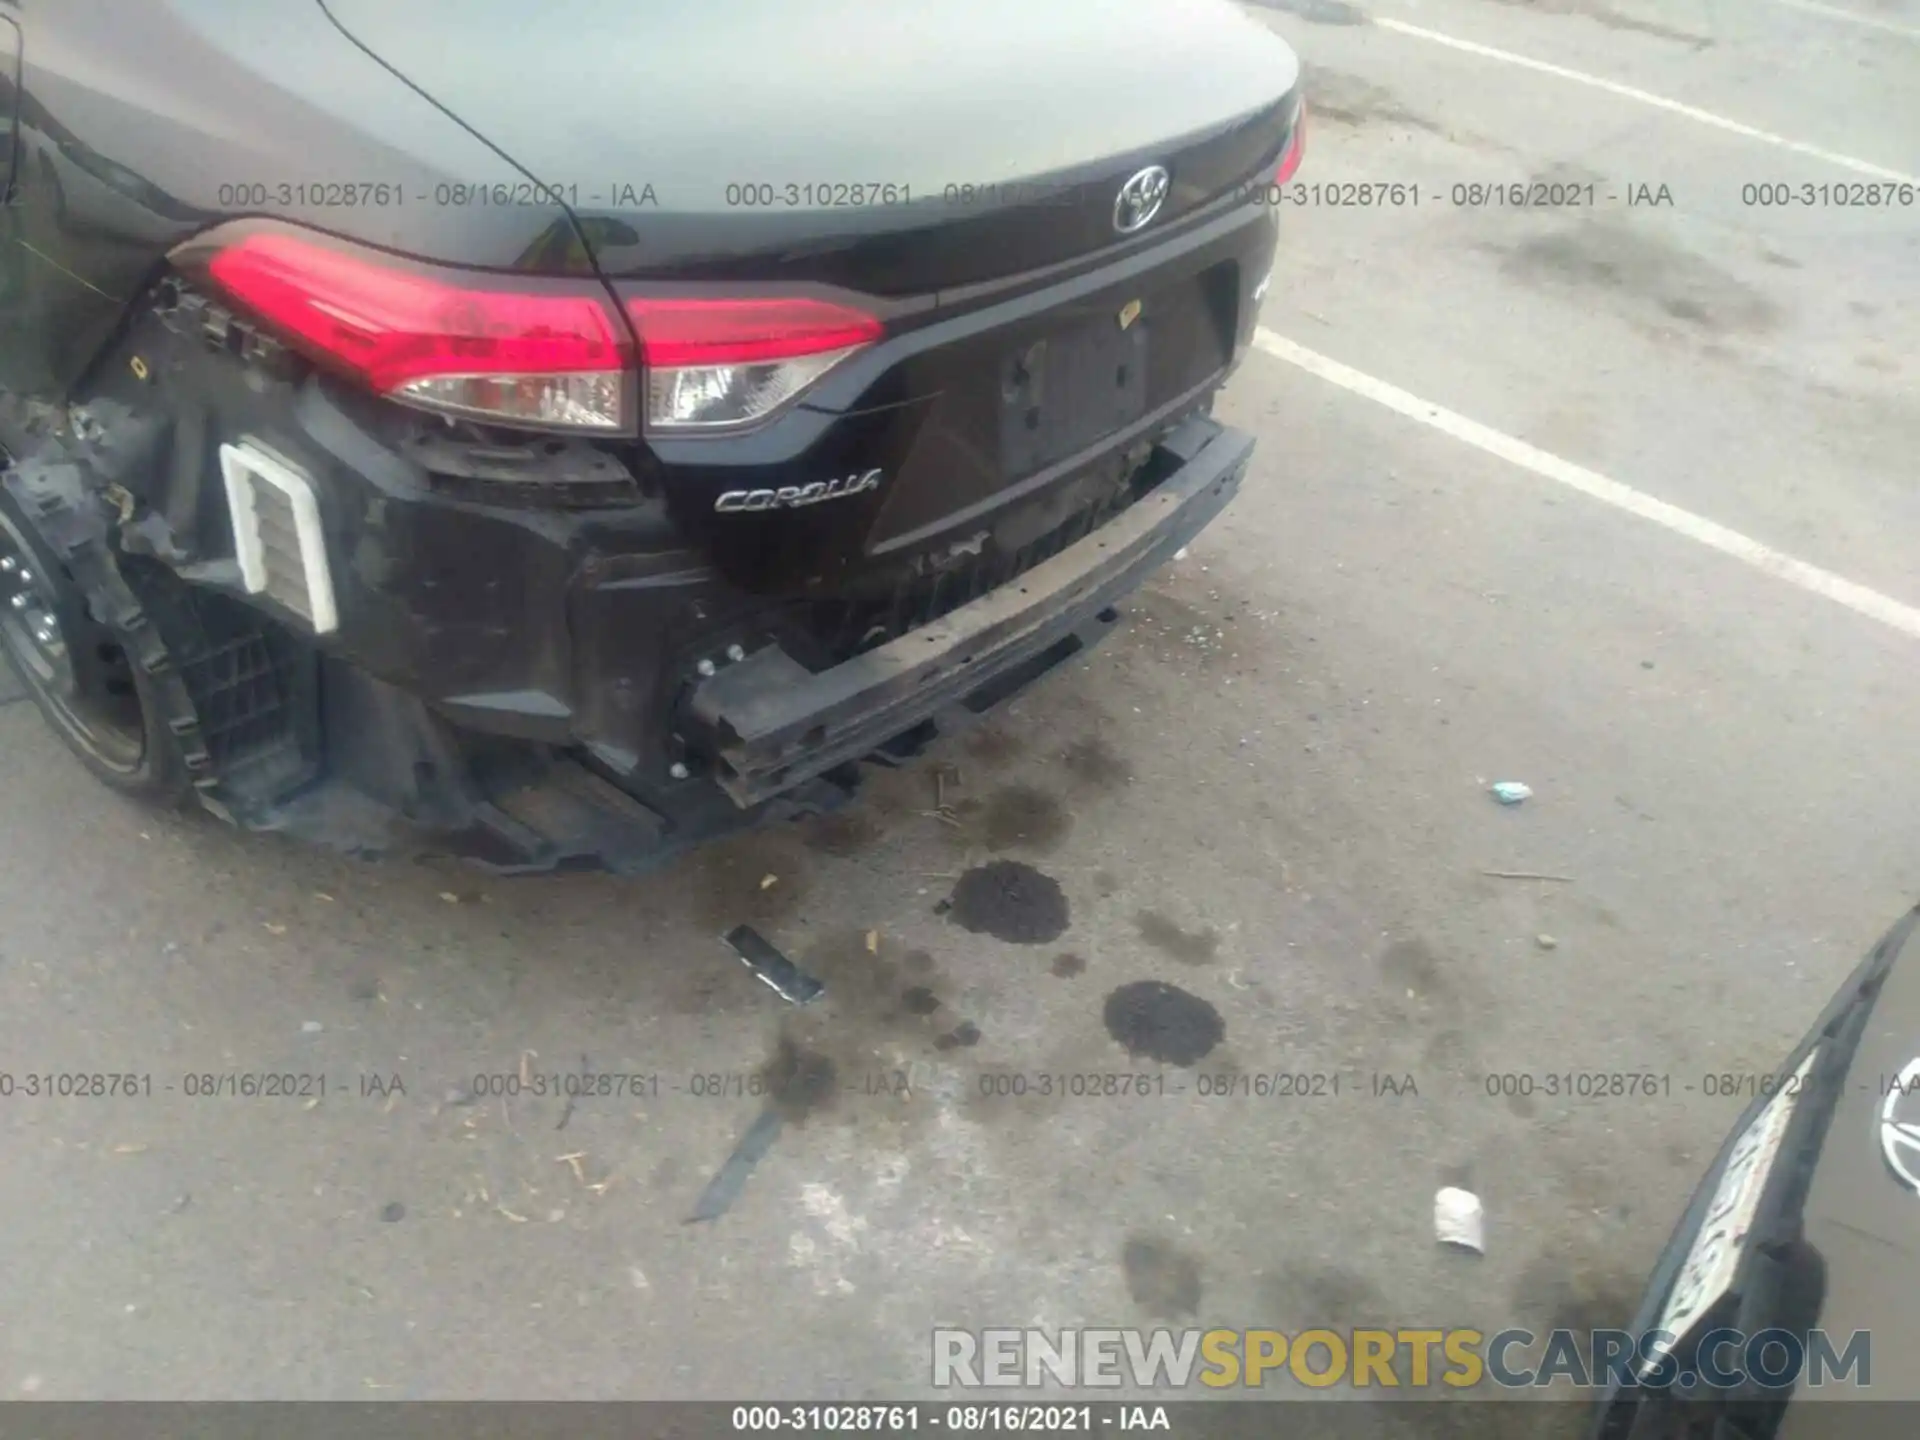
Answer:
[316,0,1300,288]
[318,0,1297,625]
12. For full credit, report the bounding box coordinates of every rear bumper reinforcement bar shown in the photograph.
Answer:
[689,414,1254,807]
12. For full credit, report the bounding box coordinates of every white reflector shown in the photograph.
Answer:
[219,441,338,636]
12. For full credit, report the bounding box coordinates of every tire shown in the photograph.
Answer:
[5,632,192,805]
[0,500,192,807]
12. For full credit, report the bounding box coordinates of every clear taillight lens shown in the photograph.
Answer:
[204,230,633,432]
[393,373,626,431]
[644,347,866,430]
[625,296,883,432]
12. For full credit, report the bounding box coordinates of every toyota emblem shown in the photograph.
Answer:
[1113,165,1171,234]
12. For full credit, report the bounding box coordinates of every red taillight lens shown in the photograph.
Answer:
[206,232,632,431]
[1275,102,1307,186]
[200,230,886,435]
[625,297,883,367]
[625,296,884,431]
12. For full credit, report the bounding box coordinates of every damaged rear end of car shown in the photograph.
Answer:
[0,0,1303,873]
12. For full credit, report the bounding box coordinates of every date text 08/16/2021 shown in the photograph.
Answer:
[728,1404,1173,1433]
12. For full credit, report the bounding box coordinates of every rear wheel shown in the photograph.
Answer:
[0,506,189,803]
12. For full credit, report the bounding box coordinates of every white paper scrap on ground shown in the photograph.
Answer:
[1434,1186,1485,1253]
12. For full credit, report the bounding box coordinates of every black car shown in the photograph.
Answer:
[1593,904,1920,1440]
[0,0,1303,873]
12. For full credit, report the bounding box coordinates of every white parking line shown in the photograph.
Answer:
[1373,17,1920,185]
[1764,0,1920,41]
[1252,329,1920,641]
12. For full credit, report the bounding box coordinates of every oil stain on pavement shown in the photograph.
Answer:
[1123,1236,1204,1318]
[1062,736,1132,788]
[1261,1262,1393,1328]
[747,931,988,1134]
[794,930,981,1053]
[801,808,887,857]
[1135,909,1220,965]
[684,926,1007,1217]
[933,1021,983,1052]
[947,861,1070,944]
[1102,981,1225,1066]
[1303,69,1449,136]
[964,725,1026,766]
[1511,1250,1648,1339]
[1497,222,1780,339]
[756,1031,841,1124]
[981,785,1071,853]
[688,832,810,933]
[1379,936,1460,1013]
[687,1031,843,1221]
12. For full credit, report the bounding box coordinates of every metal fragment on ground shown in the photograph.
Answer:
[686,1107,786,1223]
[723,924,825,1005]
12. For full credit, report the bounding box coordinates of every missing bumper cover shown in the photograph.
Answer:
[688,416,1252,807]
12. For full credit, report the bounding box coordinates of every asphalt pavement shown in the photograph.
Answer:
[1,0,1917,1423]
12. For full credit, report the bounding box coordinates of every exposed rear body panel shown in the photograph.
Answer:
[0,0,1301,872]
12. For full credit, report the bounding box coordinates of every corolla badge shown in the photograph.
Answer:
[1113,165,1170,235]
[1879,1057,1920,1194]
[715,468,882,513]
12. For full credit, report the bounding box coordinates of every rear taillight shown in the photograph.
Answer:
[1275,102,1307,186]
[206,232,632,432]
[197,227,884,437]
[626,296,883,432]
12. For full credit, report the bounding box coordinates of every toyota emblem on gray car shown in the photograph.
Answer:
[1113,165,1171,234]
[1880,1057,1920,1194]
